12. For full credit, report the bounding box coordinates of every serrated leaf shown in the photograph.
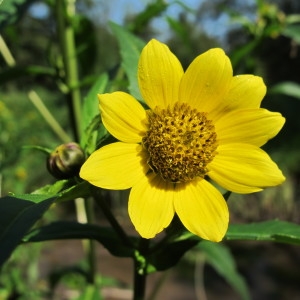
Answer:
[198,241,250,300]
[32,180,70,196]
[32,180,91,203]
[56,181,91,202]
[270,81,300,99]
[24,221,137,258]
[0,194,56,267]
[109,22,145,101]
[226,220,300,244]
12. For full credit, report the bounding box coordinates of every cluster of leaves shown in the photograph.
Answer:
[1,0,300,299]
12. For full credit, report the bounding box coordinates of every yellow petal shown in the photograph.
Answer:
[138,39,184,109]
[174,180,229,242]
[179,48,232,112]
[209,75,266,120]
[215,108,285,146]
[208,144,285,194]
[80,143,148,190]
[98,92,148,143]
[128,174,175,239]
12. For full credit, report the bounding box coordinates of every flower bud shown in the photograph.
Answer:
[47,142,85,179]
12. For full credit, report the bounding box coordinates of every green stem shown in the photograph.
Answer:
[56,0,82,141]
[133,262,147,300]
[28,90,71,143]
[133,238,150,300]
[84,197,97,284]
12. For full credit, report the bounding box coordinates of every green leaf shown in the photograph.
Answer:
[270,81,300,99]
[127,0,168,34]
[146,236,199,273]
[0,0,35,29]
[198,241,250,300]
[81,73,109,133]
[229,37,261,68]
[32,180,70,197]
[80,73,109,153]
[33,180,91,203]
[0,194,56,267]
[76,285,103,300]
[109,22,145,101]
[56,181,91,202]
[226,220,300,244]
[24,221,137,258]
[282,24,300,44]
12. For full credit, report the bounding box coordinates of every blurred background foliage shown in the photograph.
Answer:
[1,0,300,299]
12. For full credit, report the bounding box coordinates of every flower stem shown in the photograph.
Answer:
[55,0,82,141]
[133,238,150,300]
[133,262,147,300]
[84,197,97,284]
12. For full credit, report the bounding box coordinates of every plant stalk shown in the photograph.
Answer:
[84,197,97,284]
[133,262,147,300]
[55,0,82,141]
[133,238,150,300]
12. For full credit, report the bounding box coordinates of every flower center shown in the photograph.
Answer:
[142,102,218,183]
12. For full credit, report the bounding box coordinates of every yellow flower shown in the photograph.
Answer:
[80,39,285,242]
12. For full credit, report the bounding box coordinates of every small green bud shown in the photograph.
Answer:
[47,142,85,179]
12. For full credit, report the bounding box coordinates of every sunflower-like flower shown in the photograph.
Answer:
[80,39,285,242]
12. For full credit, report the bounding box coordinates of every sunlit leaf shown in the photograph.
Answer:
[56,181,91,202]
[226,220,300,244]
[270,81,300,99]
[109,22,145,101]
[198,241,250,300]
[32,180,70,196]
[81,73,109,133]
[80,73,109,152]
[32,180,91,203]
[0,194,56,267]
